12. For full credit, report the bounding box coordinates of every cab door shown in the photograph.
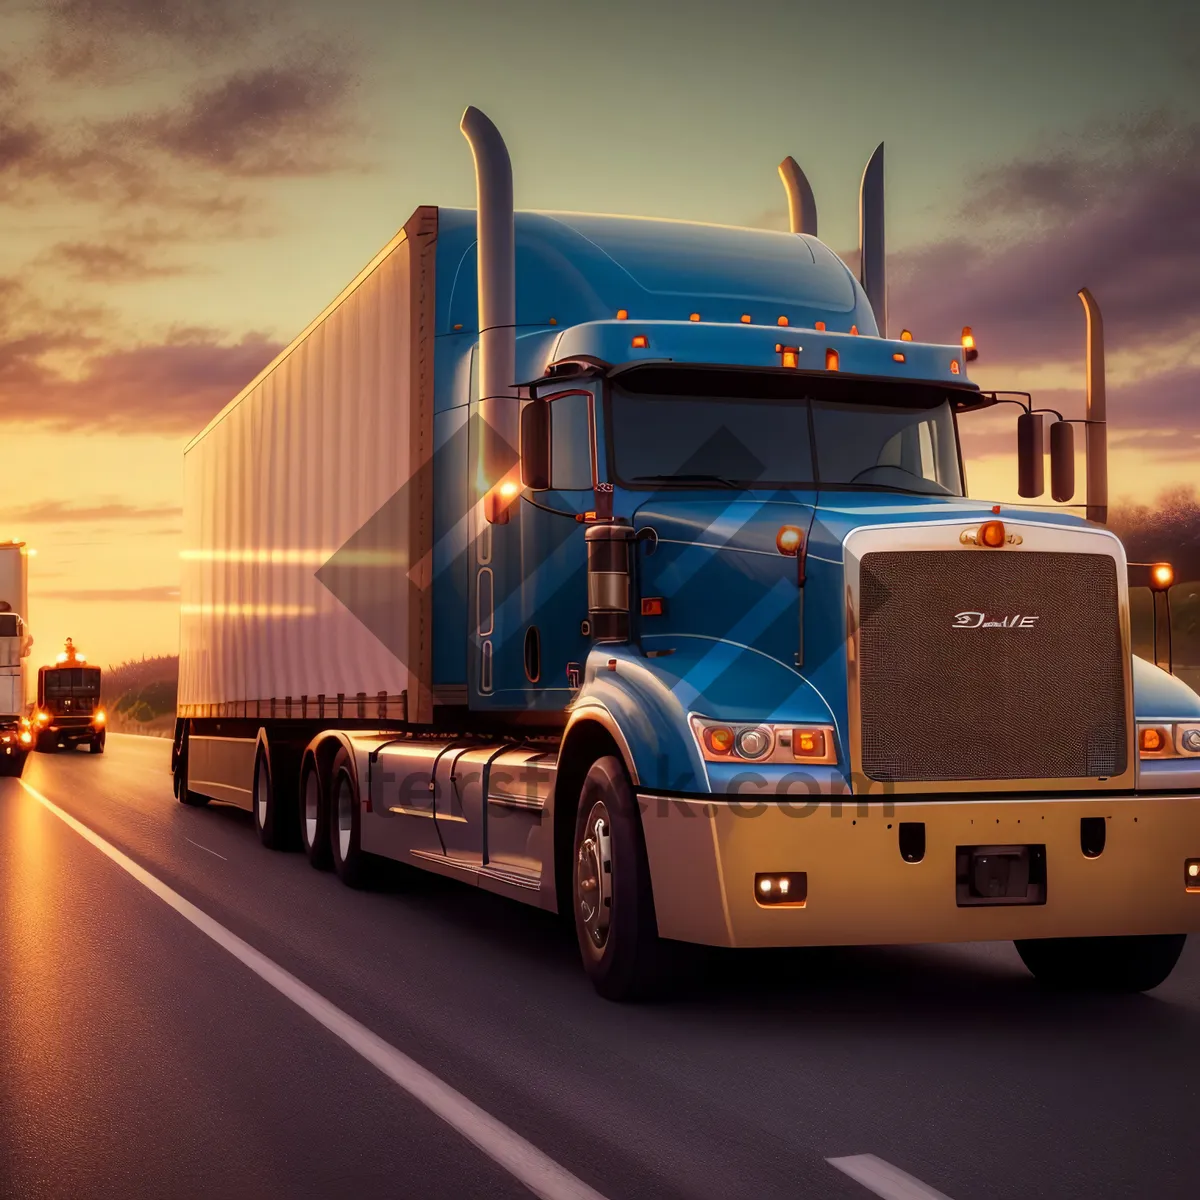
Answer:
[518,388,597,708]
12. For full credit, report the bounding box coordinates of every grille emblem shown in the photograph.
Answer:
[953,611,1039,629]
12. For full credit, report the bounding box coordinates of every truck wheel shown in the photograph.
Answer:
[328,747,372,888]
[89,733,106,754]
[1015,933,1187,993]
[299,757,333,870]
[572,756,663,1001]
[35,732,54,753]
[0,752,26,778]
[252,745,290,850]
[174,745,209,807]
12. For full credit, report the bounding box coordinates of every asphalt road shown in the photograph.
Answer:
[2,734,1198,1200]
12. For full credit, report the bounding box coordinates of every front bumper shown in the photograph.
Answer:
[638,792,1200,947]
[41,723,101,745]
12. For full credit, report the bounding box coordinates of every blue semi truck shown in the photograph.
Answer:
[173,108,1200,1000]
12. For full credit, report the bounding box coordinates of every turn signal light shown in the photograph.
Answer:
[94,710,106,725]
[19,730,31,744]
[978,520,1006,548]
[793,728,827,759]
[892,352,906,362]
[704,726,735,754]
[1140,727,1166,753]
[36,711,48,724]
[1151,563,1174,591]
[776,525,803,556]
[755,872,807,907]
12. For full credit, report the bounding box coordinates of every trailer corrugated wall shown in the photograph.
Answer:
[178,207,438,724]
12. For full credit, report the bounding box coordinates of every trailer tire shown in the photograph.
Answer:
[571,755,663,1002]
[174,744,209,807]
[252,744,290,850]
[329,748,372,889]
[299,756,333,870]
[1015,933,1186,993]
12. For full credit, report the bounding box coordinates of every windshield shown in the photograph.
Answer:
[43,667,101,699]
[608,371,965,496]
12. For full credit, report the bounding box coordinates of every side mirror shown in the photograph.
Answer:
[1016,412,1044,498]
[1049,420,1075,502]
[520,399,550,490]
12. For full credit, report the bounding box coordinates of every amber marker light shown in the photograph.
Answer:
[616,309,628,320]
[1151,563,1175,590]
[892,352,906,362]
[632,334,649,348]
[814,321,826,330]
[741,314,752,323]
[850,325,859,335]
[690,312,701,321]
[776,525,803,556]
[962,326,978,362]
[94,710,106,725]
[793,728,827,759]
[780,346,799,368]
[704,726,735,755]
[900,329,913,341]
[825,348,839,371]
[978,520,1006,548]
[641,597,664,616]
[777,316,789,326]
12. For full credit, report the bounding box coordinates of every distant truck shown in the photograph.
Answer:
[0,540,34,776]
[31,639,106,754]
[173,108,1200,1000]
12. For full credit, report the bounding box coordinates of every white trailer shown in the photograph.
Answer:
[0,540,34,775]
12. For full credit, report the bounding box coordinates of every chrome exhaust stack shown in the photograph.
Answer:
[777,156,817,237]
[460,107,518,510]
[1078,288,1108,524]
[858,143,886,338]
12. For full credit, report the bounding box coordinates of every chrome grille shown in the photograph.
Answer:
[857,550,1127,782]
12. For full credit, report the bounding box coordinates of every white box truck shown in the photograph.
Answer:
[0,540,34,775]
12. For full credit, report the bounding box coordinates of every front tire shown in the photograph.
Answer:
[89,732,106,754]
[328,748,372,888]
[572,756,663,1001]
[0,751,27,778]
[174,738,210,807]
[1015,933,1186,993]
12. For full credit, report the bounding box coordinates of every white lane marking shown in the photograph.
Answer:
[827,1155,955,1200]
[185,837,227,861]
[20,780,607,1200]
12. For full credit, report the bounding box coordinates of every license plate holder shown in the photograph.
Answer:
[956,844,1046,907]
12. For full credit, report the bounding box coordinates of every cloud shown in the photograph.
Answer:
[0,327,284,434]
[38,240,194,282]
[890,113,1200,367]
[8,499,184,524]
[131,60,358,177]
[35,586,181,602]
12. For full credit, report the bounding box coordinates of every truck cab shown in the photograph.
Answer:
[33,640,106,754]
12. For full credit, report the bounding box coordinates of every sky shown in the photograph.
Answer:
[1,0,1198,669]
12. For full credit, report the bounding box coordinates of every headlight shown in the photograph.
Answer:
[1139,722,1200,759]
[690,716,837,765]
[94,710,106,725]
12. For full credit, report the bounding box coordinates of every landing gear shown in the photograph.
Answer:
[1015,933,1187,993]
[571,756,663,1001]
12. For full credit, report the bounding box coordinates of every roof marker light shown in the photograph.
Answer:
[900,329,913,341]
[616,309,628,320]
[825,348,839,371]
[814,321,826,331]
[741,314,752,323]
[632,334,649,348]
[850,325,859,335]
[777,316,789,326]
[689,312,701,321]
[548,317,557,325]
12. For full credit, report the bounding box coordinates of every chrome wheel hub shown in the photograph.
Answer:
[336,777,353,860]
[575,801,613,950]
[304,773,319,848]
